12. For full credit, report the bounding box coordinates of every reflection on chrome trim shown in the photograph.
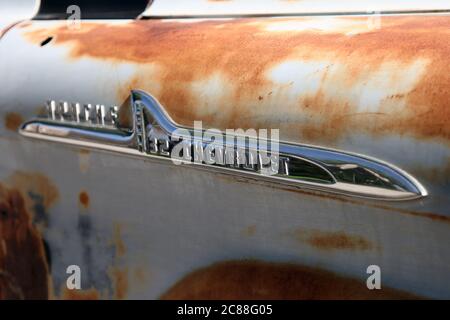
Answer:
[19,90,427,201]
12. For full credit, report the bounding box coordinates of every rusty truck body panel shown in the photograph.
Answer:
[0,1,449,299]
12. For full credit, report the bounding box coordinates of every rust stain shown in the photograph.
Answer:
[4,112,24,132]
[295,229,373,251]
[77,149,91,174]
[79,190,90,209]
[108,223,128,299]
[0,171,59,299]
[109,267,128,300]
[7,171,59,225]
[23,16,450,144]
[7,171,59,209]
[78,149,90,155]
[161,260,418,299]
[0,183,49,299]
[113,224,126,258]
[242,225,257,237]
[61,287,101,300]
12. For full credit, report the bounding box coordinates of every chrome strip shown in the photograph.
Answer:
[19,90,427,201]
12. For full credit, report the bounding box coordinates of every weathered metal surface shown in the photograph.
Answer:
[16,16,450,145]
[0,171,58,299]
[0,12,449,299]
[160,260,418,299]
[1,141,450,299]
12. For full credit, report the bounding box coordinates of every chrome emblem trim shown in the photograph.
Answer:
[19,90,427,201]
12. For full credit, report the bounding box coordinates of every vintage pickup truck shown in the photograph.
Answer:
[0,0,448,299]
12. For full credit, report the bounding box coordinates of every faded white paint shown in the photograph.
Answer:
[145,0,450,17]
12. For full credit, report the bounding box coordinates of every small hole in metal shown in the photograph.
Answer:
[40,36,53,46]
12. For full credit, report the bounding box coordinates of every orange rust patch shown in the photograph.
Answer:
[0,183,49,299]
[108,223,128,299]
[113,224,126,258]
[161,260,418,299]
[79,191,89,209]
[78,149,90,155]
[61,287,100,300]
[295,229,373,251]
[7,171,59,220]
[110,267,128,300]
[0,172,59,299]
[4,112,24,132]
[23,16,450,144]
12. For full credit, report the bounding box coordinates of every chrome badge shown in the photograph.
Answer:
[19,90,427,200]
